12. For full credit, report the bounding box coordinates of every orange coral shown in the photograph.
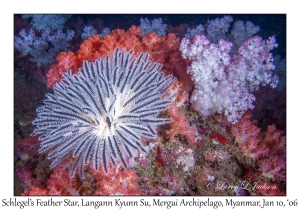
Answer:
[231,112,268,159]
[22,187,49,196]
[20,161,83,196]
[166,101,197,144]
[46,166,75,195]
[91,166,141,195]
[46,26,192,89]
[258,125,286,182]
[46,52,81,88]
[167,81,189,105]
[77,34,103,61]
[20,163,141,195]
[165,82,195,145]
[232,112,286,182]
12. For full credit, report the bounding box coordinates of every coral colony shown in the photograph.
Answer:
[180,34,278,124]
[14,15,286,196]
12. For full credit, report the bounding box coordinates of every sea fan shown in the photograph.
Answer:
[32,48,176,177]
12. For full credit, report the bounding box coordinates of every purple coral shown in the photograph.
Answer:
[22,14,71,32]
[229,20,260,53]
[206,15,233,43]
[81,26,111,40]
[81,26,97,39]
[184,15,260,51]
[140,18,167,36]
[14,27,75,67]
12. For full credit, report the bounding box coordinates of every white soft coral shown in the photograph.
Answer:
[180,34,278,124]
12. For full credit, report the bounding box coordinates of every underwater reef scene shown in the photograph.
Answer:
[14,14,286,196]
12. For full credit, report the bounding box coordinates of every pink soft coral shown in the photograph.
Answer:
[21,166,77,196]
[164,81,198,145]
[232,112,268,158]
[232,113,286,182]
[47,166,76,195]
[20,165,141,195]
[166,101,198,145]
[91,166,141,195]
[258,125,286,182]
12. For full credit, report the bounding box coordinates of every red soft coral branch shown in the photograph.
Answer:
[209,131,232,146]
[232,112,268,158]
[22,187,49,196]
[232,112,286,182]
[91,166,141,195]
[166,102,197,144]
[258,125,286,182]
